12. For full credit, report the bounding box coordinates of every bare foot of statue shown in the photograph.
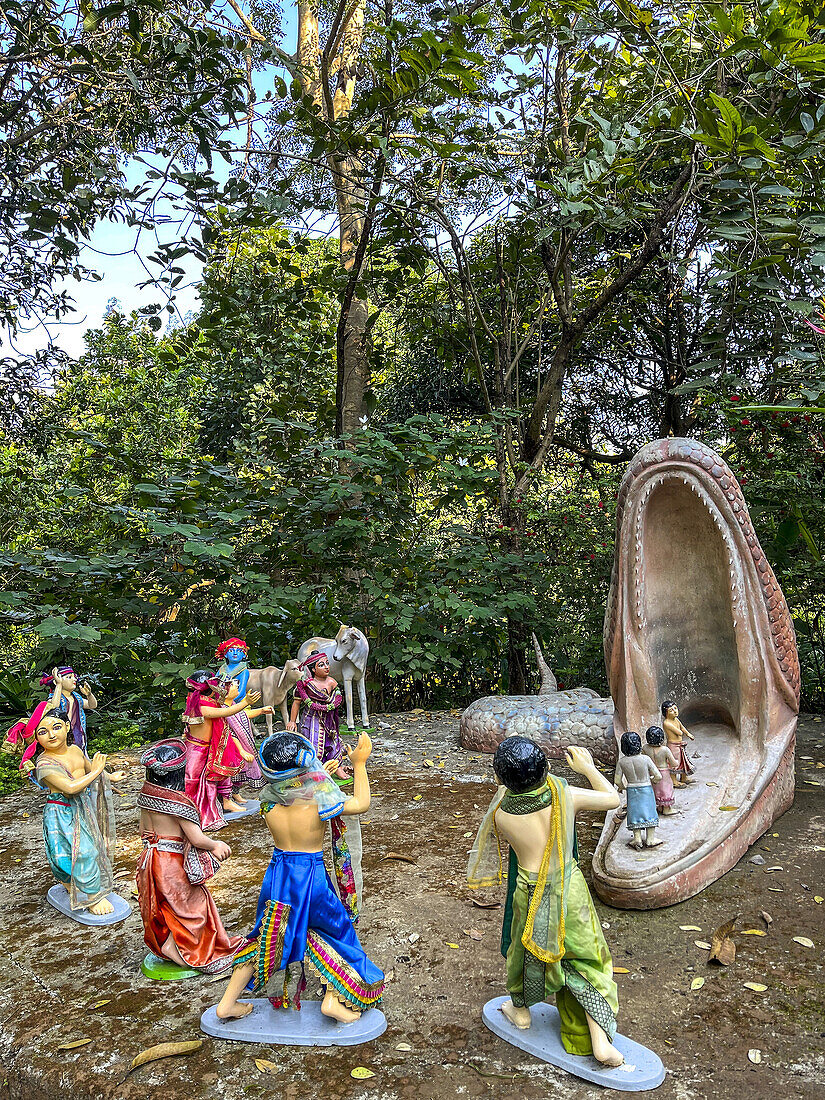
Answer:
[234,794,248,805]
[586,1014,624,1068]
[500,999,532,1029]
[662,806,676,815]
[683,775,695,784]
[222,798,245,813]
[88,896,114,916]
[160,933,186,967]
[335,765,350,780]
[321,989,362,1023]
[672,779,686,788]
[645,837,664,847]
[215,1000,254,1021]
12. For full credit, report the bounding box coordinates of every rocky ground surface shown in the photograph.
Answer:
[0,710,823,1100]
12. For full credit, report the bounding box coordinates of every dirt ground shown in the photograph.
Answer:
[0,710,823,1100]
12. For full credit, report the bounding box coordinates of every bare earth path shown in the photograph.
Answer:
[0,710,822,1099]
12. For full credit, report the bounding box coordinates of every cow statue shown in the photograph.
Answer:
[246,659,304,737]
[297,624,370,731]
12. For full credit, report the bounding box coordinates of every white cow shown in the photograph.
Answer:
[297,624,370,730]
[246,659,304,736]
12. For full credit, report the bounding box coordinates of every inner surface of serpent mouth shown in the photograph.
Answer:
[641,474,740,733]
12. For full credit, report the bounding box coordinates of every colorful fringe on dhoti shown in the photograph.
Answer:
[233,848,384,1012]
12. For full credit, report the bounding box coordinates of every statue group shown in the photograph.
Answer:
[4,440,800,1091]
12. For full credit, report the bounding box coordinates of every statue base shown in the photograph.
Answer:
[481,996,665,1092]
[46,884,131,926]
[224,799,260,822]
[140,952,201,981]
[200,999,387,1046]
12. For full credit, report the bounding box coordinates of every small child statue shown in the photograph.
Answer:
[136,738,244,973]
[467,737,624,1067]
[32,702,125,915]
[216,731,384,1024]
[661,700,695,786]
[644,726,678,815]
[222,677,268,805]
[614,731,662,849]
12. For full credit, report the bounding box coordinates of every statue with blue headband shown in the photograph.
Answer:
[216,730,384,1025]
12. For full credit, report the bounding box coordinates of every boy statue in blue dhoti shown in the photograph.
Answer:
[217,731,384,1024]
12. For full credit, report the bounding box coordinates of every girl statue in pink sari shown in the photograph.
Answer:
[182,672,269,830]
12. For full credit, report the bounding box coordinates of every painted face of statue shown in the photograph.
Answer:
[59,671,78,691]
[666,704,678,718]
[313,655,330,677]
[223,679,240,704]
[36,715,70,752]
[225,647,246,664]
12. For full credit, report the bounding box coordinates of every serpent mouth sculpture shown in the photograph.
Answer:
[592,438,799,909]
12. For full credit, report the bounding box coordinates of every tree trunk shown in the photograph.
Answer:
[336,294,370,436]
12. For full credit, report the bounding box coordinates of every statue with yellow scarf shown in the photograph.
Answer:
[468,737,623,1068]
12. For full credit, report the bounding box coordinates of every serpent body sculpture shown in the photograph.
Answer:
[460,636,616,764]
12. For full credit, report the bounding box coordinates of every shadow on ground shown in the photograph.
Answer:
[0,710,823,1099]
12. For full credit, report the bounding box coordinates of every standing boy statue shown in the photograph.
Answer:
[468,736,623,1067]
[615,731,663,850]
[216,731,384,1024]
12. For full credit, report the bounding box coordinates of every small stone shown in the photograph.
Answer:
[749,854,766,865]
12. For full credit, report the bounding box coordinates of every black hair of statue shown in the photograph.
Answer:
[260,730,315,773]
[661,699,676,716]
[621,730,642,756]
[188,669,213,689]
[645,725,666,746]
[145,742,186,790]
[492,736,548,794]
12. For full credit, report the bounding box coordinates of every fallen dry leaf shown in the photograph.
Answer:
[690,977,705,991]
[423,760,434,768]
[814,896,823,904]
[378,852,416,864]
[445,942,460,949]
[129,1040,203,1073]
[395,1042,412,1052]
[351,1067,376,1079]
[254,1059,280,1073]
[463,928,484,940]
[709,916,737,965]
[719,805,738,811]
[472,899,501,910]
[742,929,767,936]
[612,967,630,974]
[743,982,768,992]
[91,999,111,1008]
[748,1049,762,1064]
[793,936,814,948]
[57,1039,93,1050]
[767,887,783,892]
[694,940,712,950]
[412,795,422,802]
[764,866,783,874]
[680,925,702,932]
